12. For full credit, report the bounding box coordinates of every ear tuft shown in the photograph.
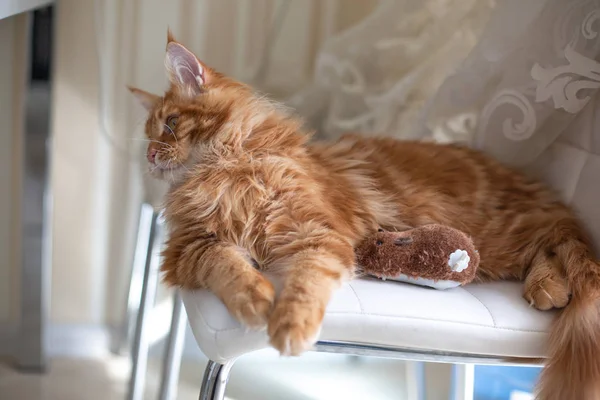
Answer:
[128,86,160,111]
[167,28,176,46]
[165,42,205,95]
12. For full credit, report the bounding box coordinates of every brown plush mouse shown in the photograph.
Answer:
[355,224,479,289]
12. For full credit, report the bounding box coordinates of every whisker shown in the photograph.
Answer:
[164,124,175,136]
[179,163,191,173]
[127,138,154,142]
[129,138,176,150]
[163,125,181,148]
[129,138,169,145]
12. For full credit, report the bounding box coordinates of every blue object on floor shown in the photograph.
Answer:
[474,365,541,400]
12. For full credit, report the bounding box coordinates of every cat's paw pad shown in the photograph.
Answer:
[524,275,570,311]
[226,278,275,330]
[267,299,323,356]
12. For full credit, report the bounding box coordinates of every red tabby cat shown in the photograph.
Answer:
[130,32,600,399]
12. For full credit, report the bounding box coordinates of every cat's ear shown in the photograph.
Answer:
[165,31,206,95]
[128,86,160,111]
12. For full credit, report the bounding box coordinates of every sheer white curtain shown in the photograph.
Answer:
[288,0,600,166]
[287,0,600,252]
[287,0,493,141]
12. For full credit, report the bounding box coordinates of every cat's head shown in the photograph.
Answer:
[129,31,262,182]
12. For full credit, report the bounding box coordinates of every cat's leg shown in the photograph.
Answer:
[523,251,570,311]
[162,237,275,329]
[267,235,354,356]
[203,245,276,329]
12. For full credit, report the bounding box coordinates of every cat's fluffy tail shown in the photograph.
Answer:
[536,239,600,400]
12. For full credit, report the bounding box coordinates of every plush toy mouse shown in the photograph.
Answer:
[355,224,479,290]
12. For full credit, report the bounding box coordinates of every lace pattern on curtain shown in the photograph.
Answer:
[289,0,600,167]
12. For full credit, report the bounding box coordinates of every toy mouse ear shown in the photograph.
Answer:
[394,237,413,246]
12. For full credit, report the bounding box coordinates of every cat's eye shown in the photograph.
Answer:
[165,115,178,132]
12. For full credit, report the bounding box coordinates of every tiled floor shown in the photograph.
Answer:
[0,357,127,400]
[0,351,410,400]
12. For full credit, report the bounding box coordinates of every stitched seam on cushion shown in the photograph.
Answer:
[323,312,546,333]
[185,290,545,335]
[206,311,549,334]
[555,139,600,157]
[567,150,589,206]
[186,288,545,336]
[187,295,217,333]
[462,288,497,327]
[348,282,365,313]
[214,325,221,360]
[557,145,589,204]
[186,293,224,360]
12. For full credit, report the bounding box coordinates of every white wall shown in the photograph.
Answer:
[0,13,28,325]
[49,0,377,336]
[50,0,104,324]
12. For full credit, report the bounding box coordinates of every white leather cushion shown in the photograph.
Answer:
[182,278,554,363]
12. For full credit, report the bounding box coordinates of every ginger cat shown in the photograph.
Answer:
[130,32,600,400]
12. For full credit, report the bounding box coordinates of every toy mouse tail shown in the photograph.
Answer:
[536,239,600,400]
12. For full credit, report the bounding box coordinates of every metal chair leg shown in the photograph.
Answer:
[421,362,471,400]
[405,361,425,400]
[423,363,453,400]
[199,360,235,400]
[127,205,161,400]
[116,204,158,356]
[451,364,475,400]
[158,291,187,400]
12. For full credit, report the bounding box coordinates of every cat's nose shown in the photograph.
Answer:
[147,148,157,164]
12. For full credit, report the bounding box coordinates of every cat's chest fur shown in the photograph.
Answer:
[166,157,293,256]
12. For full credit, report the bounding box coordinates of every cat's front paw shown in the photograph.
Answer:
[267,298,323,356]
[224,277,275,330]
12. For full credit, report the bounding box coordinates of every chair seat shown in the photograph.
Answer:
[181,278,555,364]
